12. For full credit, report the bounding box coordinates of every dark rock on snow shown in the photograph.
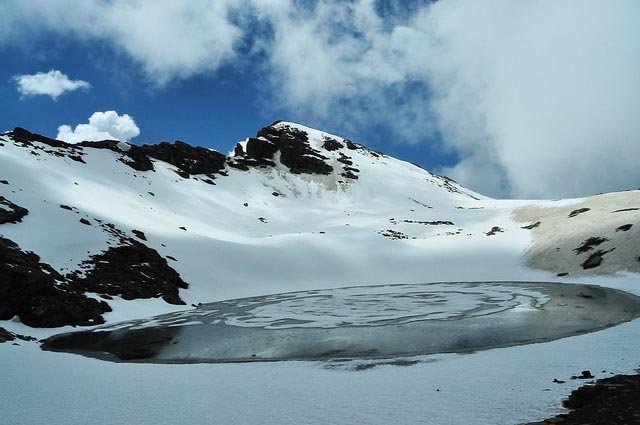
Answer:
[527,373,640,425]
[616,224,633,232]
[568,208,591,218]
[0,236,110,328]
[0,326,36,344]
[0,196,29,225]
[522,221,541,230]
[574,237,608,254]
[581,249,615,269]
[70,240,188,305]
[132,229,147,241]
[322,138,343,151]
[234,124,333,175]
[486,226,504,236]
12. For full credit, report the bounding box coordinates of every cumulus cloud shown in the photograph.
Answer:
[12,70,91,100]
[2,0,640,198]
[57,111,140,144]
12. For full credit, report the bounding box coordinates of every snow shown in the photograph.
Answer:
[3,319,640,425]
[516,191,640,275]
[1,123,640,424]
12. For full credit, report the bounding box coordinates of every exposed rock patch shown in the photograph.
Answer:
[6,127,226,180]
[403,220,455,226]
[616,224,632,232]
[138,141,226,179]
[322,137,343,151]
[70,240,188,305]
[527,373,640,425]
[0,236,110,328]
[132,229,147,241]
[232,124,333,175]
[379,229,412,240]
[582,249,615,270]
[486,226,504,236]
[522,221,541,230]
[568,208,590,218]
[0,196,28,224]
[0,327,36,344]
[574,237,608,254]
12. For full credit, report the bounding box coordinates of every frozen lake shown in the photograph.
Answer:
[43,281,640,363]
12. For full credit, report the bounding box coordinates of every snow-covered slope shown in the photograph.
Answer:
[0,121,638,331]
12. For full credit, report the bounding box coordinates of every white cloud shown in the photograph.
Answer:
[13,70,91,100]
[57,111,140,144]
[2,0,640,198]
[256,0,640,198]
[419,0,640,198]
[0,0,245,86]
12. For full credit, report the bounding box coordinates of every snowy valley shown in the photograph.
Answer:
[1,121,639,425]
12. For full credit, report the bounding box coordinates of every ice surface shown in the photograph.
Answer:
[43,282,640,363]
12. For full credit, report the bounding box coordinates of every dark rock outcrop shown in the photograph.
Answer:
[568,207,591,218]
[574,237,608,254]
[527,373,640,425]
[486,226,504,236]
[233,124,333,175]
[8,127,68,148]
[0,237,110,328]
[6,127,226,179]
[0,327,36,344]
[582,249,615,269]
[138,141,226,179]
[0,196,28,224]
[322,138,343,151]
[403,220,455,226]
[71,240,188,305]
[522,221,541,230]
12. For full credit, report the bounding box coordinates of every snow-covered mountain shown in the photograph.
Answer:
[1,121,639,331]
[3,120,640,425]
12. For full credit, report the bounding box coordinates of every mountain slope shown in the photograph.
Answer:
[0,121,638,330]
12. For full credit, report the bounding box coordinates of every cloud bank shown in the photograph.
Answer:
[12,70,91,100]
[3,0,639,198]
[57,111,140,143]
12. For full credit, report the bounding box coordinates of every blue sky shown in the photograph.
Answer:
[1,0,638,199]
[0,25,456,172]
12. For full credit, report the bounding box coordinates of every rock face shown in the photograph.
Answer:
[0,231,188,327]
[0,237,111,328]
[71,240,188,305]
[137,141,226,179]
[232,123,334,175]
[0,196,29,224]
[6,127,226,179]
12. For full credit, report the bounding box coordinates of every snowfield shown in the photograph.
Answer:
[1,121,639,424]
